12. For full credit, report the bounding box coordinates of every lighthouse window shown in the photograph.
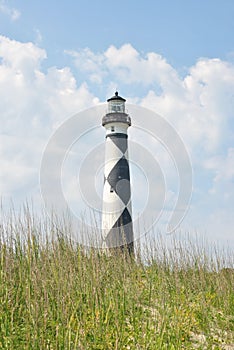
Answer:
[111,126,115,132]
[110,186,114,193]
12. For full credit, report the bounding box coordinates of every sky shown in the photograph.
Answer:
[0,0,234,249]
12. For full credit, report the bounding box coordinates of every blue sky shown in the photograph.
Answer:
[2,1,234,71]
[0,0,234,248]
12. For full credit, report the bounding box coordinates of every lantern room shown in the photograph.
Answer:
[107,91,126,113]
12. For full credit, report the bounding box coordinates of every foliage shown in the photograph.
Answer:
[0,208,233,349]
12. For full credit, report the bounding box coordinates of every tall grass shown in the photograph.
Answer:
[0,207,233,349]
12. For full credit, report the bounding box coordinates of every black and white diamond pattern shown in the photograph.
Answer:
[102,133,133,252]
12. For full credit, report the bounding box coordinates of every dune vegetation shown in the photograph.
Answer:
[0,207,234,349]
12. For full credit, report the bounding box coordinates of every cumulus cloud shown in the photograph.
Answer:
[0,0,20,20]
[66,48,107,84]
[0,35,98,205]
[141,59,234,157]
[67,43,182,90]
[68,44,234,154]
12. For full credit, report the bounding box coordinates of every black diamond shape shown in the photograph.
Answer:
[107,157,130,195]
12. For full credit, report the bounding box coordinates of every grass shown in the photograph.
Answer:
[0,207,234,349]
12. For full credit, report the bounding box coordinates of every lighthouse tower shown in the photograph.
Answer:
[102,92,133,254]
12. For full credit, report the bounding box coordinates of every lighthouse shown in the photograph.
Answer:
[102,92,134,255]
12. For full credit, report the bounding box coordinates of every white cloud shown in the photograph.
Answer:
[104,44,182,91]
[0,35,99,204]
[0,0,20,20]
[66,48,107,84]
[68,44,234,154]
[67,43,182,90]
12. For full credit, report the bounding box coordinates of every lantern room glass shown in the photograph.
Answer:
[108,100,125,113]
